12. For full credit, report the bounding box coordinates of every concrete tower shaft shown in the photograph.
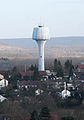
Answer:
[37,40,46,71]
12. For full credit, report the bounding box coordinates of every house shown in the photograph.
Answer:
[46,79,59,89]
[46,70,51,76]
[61,82,71,98]
[50,113,59,120]
[35,89,43,95]
[0,95,7,102]
[0,79,8,88]
[46,78,66,89]
[20,71,48,81]
[74,63,84,79]
[20,71,34,80]
[67,83,75,90]
[0,115,11,120]
[17,81,42,89]
[77,63,84,72]
[0,74,8,89]
[0,74,4,79]
[39,71,47,78]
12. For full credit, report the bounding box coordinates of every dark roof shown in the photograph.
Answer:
[78,83,84,88]
[46,79,57,85]
[46,78,68,83]
[0,114,11,119]
[0,70,9,75]
[17,81,41,86]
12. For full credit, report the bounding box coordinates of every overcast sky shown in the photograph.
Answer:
[0,0,84,38]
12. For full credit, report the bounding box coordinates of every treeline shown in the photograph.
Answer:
[30,107,74,120]
[0,57,9,61]
[3,59,74,89]
[53,59,74,77]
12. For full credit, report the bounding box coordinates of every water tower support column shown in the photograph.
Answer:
[37,40,46,71]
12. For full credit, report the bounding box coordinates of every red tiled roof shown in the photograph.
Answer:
[39,71,47,76]
[74,72,84,75]
[51,113,59,120]
[78,64,84,69]
[20,71,34,77]
[20,71,47,77]
[25,115,31,120]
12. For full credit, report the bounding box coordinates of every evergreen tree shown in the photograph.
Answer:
[64,60,70,71]
[39,107,51,120]
[69,65,73,77]
[64,60,74,77]
[29,64,35,71]
[10,66,21,87]
[54,59,64,77]
[58,60,61,65]
[12,66,18,73]
[30,110,38,120]
[57,65,64,77]
[54,59,58,72]
[33,64,39,80]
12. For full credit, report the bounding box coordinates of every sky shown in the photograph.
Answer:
[0,0,84,38]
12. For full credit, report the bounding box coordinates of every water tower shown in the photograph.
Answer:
[32,25,50,71]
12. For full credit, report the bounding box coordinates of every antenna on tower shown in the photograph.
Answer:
[39,17,44,27]
[64,82,67,90]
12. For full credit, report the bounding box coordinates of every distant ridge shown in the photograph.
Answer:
[0,36,84,48]
[49,36,84,47]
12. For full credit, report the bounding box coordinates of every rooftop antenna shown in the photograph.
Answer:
[64,82,67,90]
[25,64,27,72]
[39,17,44,27]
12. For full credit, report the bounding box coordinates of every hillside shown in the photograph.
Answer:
[0,37,84,59]
[0,42,84,59]
[0,42,33,59]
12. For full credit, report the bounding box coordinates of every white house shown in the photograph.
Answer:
[0,95,7,102]
[35,89,43,95]
[0,74,4,79]
[67,83,75,90]
[61,82,71,98]
[0,74,8,89]
[0,79,8,88]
